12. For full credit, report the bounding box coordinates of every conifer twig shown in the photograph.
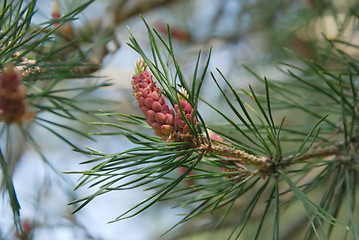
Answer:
[292,144,343,162]
[285,141,348,163]
[199,143,270,171]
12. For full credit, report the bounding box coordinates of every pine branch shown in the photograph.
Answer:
[71,3,359,239]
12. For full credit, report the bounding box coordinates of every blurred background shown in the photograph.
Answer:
[0,0,358,239]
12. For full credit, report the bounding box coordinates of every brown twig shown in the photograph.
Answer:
[199,143,270,172]
[285,142,344,163]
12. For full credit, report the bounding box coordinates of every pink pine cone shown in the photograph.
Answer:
[174,99,197,134]
[131,59,197,142]
[132,62,175,141]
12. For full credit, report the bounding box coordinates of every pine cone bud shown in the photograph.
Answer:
[174,98,197,134]
[208,129,224,142]
[132,59,175,141]
[131,59,197,142]
[52,1,73,36]
[52,1,61,27]
[0,65,35,124]
[172,87,197,141]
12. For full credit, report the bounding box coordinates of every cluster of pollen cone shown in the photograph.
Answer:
[131,59,197,142]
